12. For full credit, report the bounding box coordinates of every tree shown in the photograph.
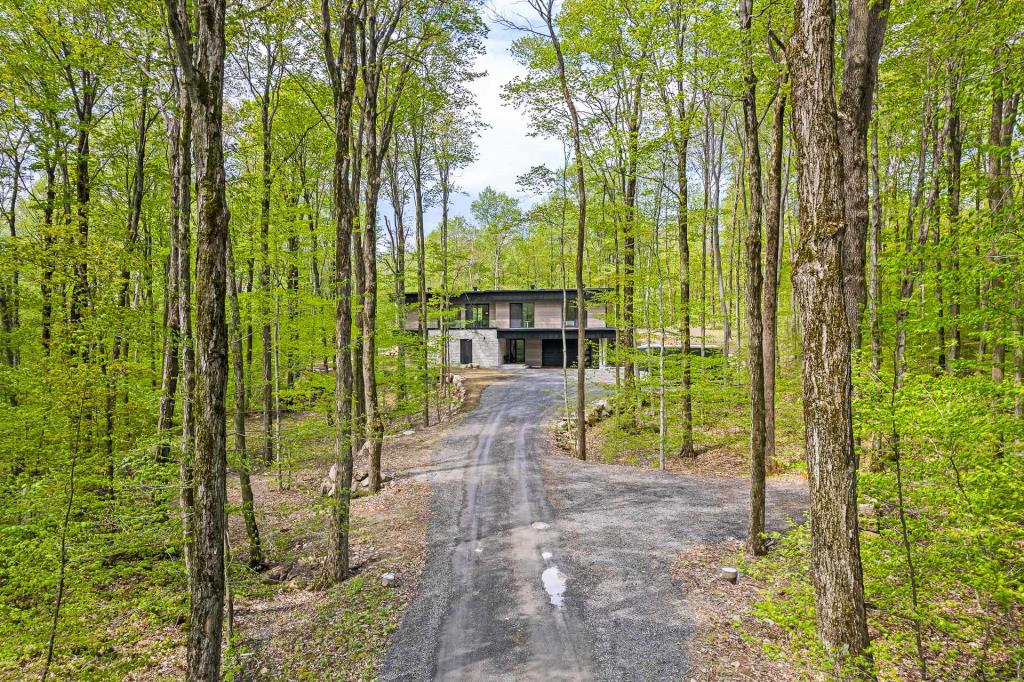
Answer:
[527,0,588,461]
[838,0,889,347]
[470,186,523,288]
[319,0,359,584]
[787,0,873,673]
[164,0,232,677]
[739,0,767,557]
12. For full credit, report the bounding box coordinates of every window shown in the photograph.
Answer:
[460,339,473,364]
[565,298,582,328]
[505,338,525,363]
[509,302,534,328]
[463,303,490,328]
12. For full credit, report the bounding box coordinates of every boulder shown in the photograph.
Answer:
[585,399,612,426]
[320,463,338,497]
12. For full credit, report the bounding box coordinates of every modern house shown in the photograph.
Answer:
[403,288,615,369]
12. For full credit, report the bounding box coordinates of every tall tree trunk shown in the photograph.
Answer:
[740,0,767,556]
[320,0,358,583]
[165,0,231,676]
[868,120,883,375]
[41,154,57,354]
[260,75,274,466]
[157,108,183,463]
[386,152,408,409]
[119,86,150,358]
[763,80,787,470]
[621,79,642,392]
[985,67,1018,385]
[668,8,694,457]
[228,234,262,567]
[174,88,197,587]
[69,73,96,330]
[945,67,962,369]
[788,0,874,672]
[537,0,588,460]
[362,124,384,493]
[1,138,23,371]
[412,133,430,426]
[838,0,890,348]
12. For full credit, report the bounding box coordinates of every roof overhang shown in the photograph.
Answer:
[404,288,612,305]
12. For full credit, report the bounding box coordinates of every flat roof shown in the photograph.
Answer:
[403,287,612,304]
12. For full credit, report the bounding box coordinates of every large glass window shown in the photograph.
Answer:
[565,298,580,327]
[505,338,525,363]
[509,302,534,328]
[464,303,490,328]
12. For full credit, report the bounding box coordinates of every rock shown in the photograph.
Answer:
[585,399,612,425]
[858,502,876,517]
[355,470,369,482]
[381,572,397,587]
[402,429,415,436]
[360,478,370,488]
[265,562,292,583]
[320,463,338,496]
[721,566,739,584]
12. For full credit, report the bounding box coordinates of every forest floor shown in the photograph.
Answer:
[127,369,510,682]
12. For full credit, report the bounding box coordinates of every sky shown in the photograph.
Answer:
[420,1,565,229]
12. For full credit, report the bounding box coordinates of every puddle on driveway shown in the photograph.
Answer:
[542,566,567,607]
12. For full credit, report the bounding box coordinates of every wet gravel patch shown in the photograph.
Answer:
[540,453,807,680]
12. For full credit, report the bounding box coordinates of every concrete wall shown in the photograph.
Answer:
[441,328,502,368]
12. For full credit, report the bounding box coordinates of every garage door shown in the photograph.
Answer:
[541,339,577,367]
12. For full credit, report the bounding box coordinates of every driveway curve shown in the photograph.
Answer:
[381,369,806,681]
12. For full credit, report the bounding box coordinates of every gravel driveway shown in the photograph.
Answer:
[382,369,806,681]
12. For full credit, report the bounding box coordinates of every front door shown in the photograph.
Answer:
[460,339,473,364]
[506,338,525,363]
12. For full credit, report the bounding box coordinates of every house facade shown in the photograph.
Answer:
[403,288,615,369]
